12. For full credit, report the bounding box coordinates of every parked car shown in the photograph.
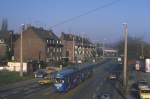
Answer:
[34,69,47,78]
[38,78,52,85]
[138,79,149,89]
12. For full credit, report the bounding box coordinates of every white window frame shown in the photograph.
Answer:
[60,48,62,52]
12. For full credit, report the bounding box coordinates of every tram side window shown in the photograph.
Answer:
[64,76,69,83]
[67,77,70,83]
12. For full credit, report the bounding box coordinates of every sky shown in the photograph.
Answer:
[0,0,150,43]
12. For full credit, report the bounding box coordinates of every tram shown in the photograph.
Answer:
[54,64,93,92]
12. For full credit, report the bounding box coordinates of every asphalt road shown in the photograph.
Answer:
[26,61,124,99]
[0,61,124,99]
[0,79,48,99]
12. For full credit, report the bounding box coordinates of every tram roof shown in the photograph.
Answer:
[56,68,76,77]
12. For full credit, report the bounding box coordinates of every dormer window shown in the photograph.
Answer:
[0,39,5,44]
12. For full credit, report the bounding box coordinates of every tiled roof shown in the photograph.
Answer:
[26,26,59,40]
[61,33,92,44]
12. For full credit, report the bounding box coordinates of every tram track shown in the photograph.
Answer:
[0,81,50,99]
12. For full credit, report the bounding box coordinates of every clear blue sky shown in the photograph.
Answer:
[0,0,150,42]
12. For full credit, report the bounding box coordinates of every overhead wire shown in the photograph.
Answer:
[50,0,121,29]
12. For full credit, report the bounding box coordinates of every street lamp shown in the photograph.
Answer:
[20,24,24,77]
[123,23,128,93]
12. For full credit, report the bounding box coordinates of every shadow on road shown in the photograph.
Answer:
[108,80,127,99]
[129,83,140,99]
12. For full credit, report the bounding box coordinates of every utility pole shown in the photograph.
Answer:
[20,24,24,77]
[72,34,75,63]
[102,39,106,59]
[82,34,84,62]
[123,23,128,93]
[141,42,144,59]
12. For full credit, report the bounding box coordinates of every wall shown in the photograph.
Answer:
[14,29,46,62]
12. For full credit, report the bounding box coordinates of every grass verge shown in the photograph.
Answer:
[0,70,33,86]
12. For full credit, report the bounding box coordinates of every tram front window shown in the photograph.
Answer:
[55,78,64,83]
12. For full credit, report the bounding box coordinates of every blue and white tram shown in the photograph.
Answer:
[54,64,93,92]
[79,64,93,81]
[54,68,78,92]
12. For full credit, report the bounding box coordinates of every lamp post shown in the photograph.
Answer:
[123,23,128,93]
[20,24,24,77]
[72,34,75,63]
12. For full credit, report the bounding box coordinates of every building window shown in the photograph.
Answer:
[50,52,52,57]
[57,48,59,52]
[0,39,5,44]
[75,46,78,49]
[60,48,62,52]
[75,51,77,55]
[47,48,50,53]
[57,57,59,61]
[53,40,55,44]
[50,40,52,44]
[60,41,62,44]
[53,48,55,52]
[47,40,49,43]
[57,40,59,44]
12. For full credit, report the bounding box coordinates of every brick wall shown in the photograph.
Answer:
[14,29,46,62]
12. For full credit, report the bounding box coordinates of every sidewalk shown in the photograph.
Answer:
[126,67,150,99]
[114,65,150,99]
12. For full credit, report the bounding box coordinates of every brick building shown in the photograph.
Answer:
[14,26,63,65]
[0,37,7,59]
[60,33,96,63]
[0,30,11,60]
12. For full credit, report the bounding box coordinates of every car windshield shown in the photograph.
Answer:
[139,80,148,85]
[141,90,150,93]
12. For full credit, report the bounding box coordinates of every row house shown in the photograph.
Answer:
[0,30,14,60]
[14,26,63,65]
[60,33,96,63]
[0,36,7,59]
